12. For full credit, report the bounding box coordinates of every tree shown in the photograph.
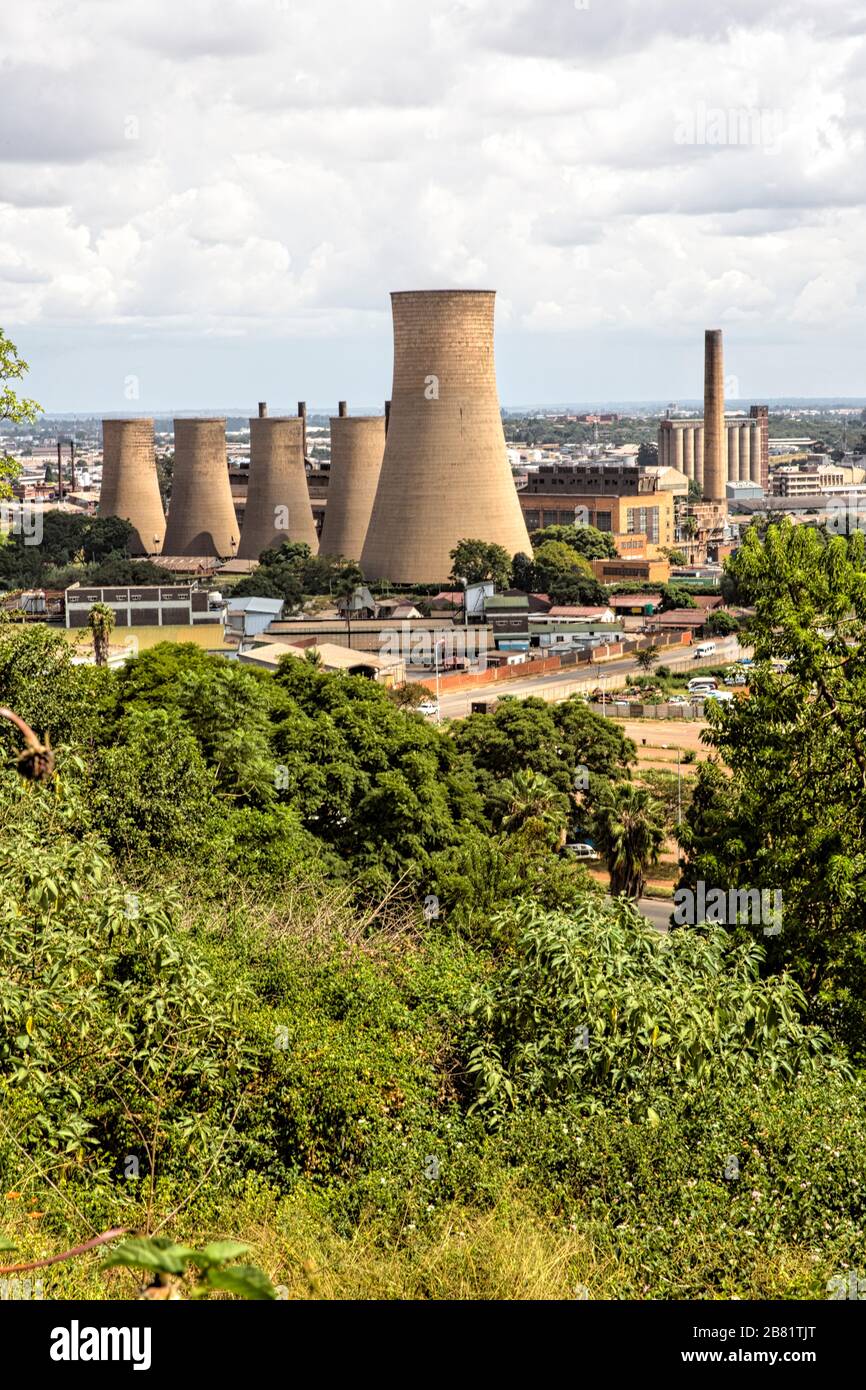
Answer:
[658,583,697,612]
[678,521,866,1053]
[531,541,606,605]
[87,602,115,667]
[706,610,739,636]
[592,780,666,899]
[0,328,41,500]
[636,441,659,469]
[635,643,660,673]
[529,524,617,561]
[500,768,570,849]
[449,539,512,589]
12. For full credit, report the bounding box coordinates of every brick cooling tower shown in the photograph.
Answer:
[703,329,726,502]
[318,414,386,561]
[237,416,318,559]
[162,419,238,557]
[99,418,166,555]
[360,290,531,583]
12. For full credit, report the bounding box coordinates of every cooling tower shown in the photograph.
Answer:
[360,290,531,583]
[237,415,318,559]
[319,414,386,561]
[99,418,166,555]
[703,330,726,502]
[162,419,238,557]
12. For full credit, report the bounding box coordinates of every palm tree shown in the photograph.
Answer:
[592,780,666,899]
[87,602,115,668]
[501,769,569,850]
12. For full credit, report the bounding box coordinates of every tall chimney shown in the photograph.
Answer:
[360,290,531,583]
[237,415,319,559]
[69,440,76,494]
[258,401,268,418]
[162,419,238,557]
[338,400,348,417]
[56,440,63,500]
[297,401,307,459]
[703,329,726,502]
[99,418,166,554]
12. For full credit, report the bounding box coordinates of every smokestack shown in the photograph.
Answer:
[99,419,166,555]
[237,416,319,560]
[384,400,391,435]
[338,400,348,417]
[703,329,726,501]
[361,290,531,583]
[162,419,237,557]
[56,440,63,500]
[69,440,76,494]
[319,416,386,562]
[258,401,268,418]
[297,401,307,459]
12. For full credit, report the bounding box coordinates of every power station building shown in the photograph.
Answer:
[360,290,531,584]
[319,406,385,561]
[237,406,318,560]
[162,419,239,558]
[98,418,166,555]
[658,406,769,491]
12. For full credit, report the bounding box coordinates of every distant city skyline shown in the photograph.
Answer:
[3,0,866,410]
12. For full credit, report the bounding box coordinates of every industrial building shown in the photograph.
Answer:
[519,466,675,548]
[360,290,531,583]
[65,583,220,629]
[658,409,769,490]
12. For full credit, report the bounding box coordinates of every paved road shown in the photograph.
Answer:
[636,897,673,933]
[429,636,747,720]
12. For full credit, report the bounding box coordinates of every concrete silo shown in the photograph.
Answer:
[318,410,386,561]
[99,418,166,555]
[162,419,238,558]
[237,412,318,559]
[360,290,531,583]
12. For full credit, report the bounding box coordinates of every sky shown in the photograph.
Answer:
[1,0,865,412]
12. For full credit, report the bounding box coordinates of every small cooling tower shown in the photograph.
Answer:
[162,418,238,557]
[237,415,318,559]
[99,418,166,555]
[318,413,386,561]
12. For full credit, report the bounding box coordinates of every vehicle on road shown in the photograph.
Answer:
[564,842,601,860]
[695,641,717,658]
[724,672,747,686]
[417,700,439,716]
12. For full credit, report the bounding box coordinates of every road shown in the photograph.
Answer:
[430,636,747,720]
[637,897,673,933]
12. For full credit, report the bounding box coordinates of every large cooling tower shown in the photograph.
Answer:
[360,290,531,583]
[162,419,238,557]
[99,418,166,555]
[703,330,726,502]
[237,415,318,559]
[319,414,386,561]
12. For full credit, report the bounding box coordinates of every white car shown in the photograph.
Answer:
[668,695,690,706]
[417,700,439,716]
[564,842,601,860]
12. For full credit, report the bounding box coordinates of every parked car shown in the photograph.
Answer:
[703,689,734,703]
[668,695,690,706]
[688,677,718,692]
[564,842,601,860]
[724,672,747,686]
[695,641,717,658]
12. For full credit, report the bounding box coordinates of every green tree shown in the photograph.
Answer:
[0,329,41,500]
[636,441,658,469]
[529,524,617,561]
[87,602,115,667]
[635,643,660,673]
[449,539,512,589]
[500,768,570,849]
[592,780,666,898]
